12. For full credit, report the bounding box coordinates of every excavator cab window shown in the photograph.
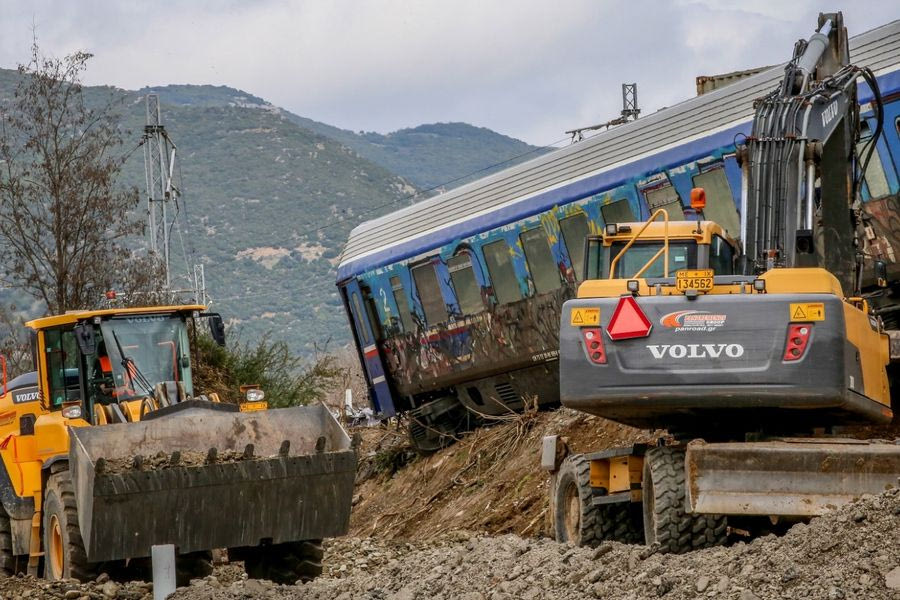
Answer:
[709,235,736,275]
[605,241,697,278]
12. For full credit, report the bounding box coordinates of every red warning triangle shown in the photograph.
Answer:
[607,296,653,341]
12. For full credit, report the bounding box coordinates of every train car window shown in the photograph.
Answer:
[411,262,448,327]
[559,214,590,282]
[350,292,370,345]
[390,276,415,332]
[482,240,523,305]
[520,228,561,294]
[447,253,484,315]
[642,183,685,220]
[600,199,635,224]
[709,235,735,275]
[857,120,892,199]
[692,166,740,236]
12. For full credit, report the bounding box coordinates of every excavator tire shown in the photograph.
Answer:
[0,507,15,576]
[554,454,645,546]
[244,540,324,584]
[176,551,214,586]
[554,454,601,546]
[42,470,98,581]
[642,447,726,554]
[598,501,644,544]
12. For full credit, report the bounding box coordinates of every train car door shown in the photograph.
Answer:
[341,279,395,417]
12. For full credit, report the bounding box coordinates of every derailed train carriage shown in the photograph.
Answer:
[336,19,900,452]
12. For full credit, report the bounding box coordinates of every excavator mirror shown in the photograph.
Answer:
[875,260,888,288]
[74,322,97,355]
[690,187,707,211]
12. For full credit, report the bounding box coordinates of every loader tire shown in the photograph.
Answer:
[244,540,323,584]
[43,470,98,582]
[0,508,15,576]
[176,551,214,586]
[641,447,726,554]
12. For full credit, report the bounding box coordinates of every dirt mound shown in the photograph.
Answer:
[349,408,658,540]
[171,488,900,600]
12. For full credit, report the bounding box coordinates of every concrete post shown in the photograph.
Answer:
[152,544,176,600]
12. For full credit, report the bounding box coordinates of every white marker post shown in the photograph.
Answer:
[151,544,176,600]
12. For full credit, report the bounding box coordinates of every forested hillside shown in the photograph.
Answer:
[0,74,548,352]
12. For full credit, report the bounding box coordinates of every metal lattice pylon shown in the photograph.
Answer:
[143,94,177,291]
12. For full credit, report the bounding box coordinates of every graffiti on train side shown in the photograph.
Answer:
[382,286,571,391]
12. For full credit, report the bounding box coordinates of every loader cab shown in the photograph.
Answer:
[584,221,738,281]
[29,306,205,425]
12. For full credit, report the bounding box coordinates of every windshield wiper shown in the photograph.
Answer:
[110,330,156,396]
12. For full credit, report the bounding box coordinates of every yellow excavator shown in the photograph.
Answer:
[0,304,355,583]
[547,12,900,553]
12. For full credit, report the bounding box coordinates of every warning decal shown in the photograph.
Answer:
[789,302,825,321]
[570,307,600,326]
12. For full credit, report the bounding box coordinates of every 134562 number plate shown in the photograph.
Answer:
[675,269,714,292]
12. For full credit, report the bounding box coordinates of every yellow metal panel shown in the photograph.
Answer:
[843,303,891,408]
[26,304,207,330]
[589,459,610,490]
[609,457,632,493]
[761,268,844,295]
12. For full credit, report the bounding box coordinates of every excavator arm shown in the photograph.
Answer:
[738,12,885,294]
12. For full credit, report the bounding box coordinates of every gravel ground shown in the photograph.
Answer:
[3,489,897,599]
[171,488,900,600]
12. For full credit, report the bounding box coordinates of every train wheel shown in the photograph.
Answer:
[42,470,98,581]
[244,540,323,584]
[642,447,725,554]
[407,399,471,454]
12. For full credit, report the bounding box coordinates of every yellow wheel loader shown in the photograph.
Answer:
[0,305,356,583]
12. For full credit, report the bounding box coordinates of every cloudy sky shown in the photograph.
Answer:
[0,1,890,146]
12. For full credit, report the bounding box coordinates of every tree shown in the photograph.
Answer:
[0,43,159,314]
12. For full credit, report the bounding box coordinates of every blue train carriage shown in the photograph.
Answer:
[336,20,900,452]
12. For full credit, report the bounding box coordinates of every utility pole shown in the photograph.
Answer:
[566,83,641,142]
[143,94,176,293]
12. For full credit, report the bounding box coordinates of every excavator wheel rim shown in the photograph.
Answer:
[48,514,64,579]
[562,480,581,541]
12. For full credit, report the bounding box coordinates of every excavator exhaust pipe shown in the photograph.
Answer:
[68,402,356,562]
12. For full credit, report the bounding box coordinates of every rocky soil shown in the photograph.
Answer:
[166,488,900,600]
[99,450,256,474]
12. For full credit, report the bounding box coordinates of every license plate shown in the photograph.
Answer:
[239,400,268,412]
[676,269,714,292]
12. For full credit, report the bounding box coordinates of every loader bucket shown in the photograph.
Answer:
[68,401,356,563]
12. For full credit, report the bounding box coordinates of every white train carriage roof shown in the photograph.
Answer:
[337,20,900,281]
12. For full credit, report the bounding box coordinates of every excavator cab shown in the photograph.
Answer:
[585,219,738,281]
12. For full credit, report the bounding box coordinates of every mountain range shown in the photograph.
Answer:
[0,71,551,353]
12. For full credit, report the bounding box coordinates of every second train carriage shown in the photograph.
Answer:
[337,20,900,451]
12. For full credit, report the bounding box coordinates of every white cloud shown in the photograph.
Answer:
[0,0,891,145]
